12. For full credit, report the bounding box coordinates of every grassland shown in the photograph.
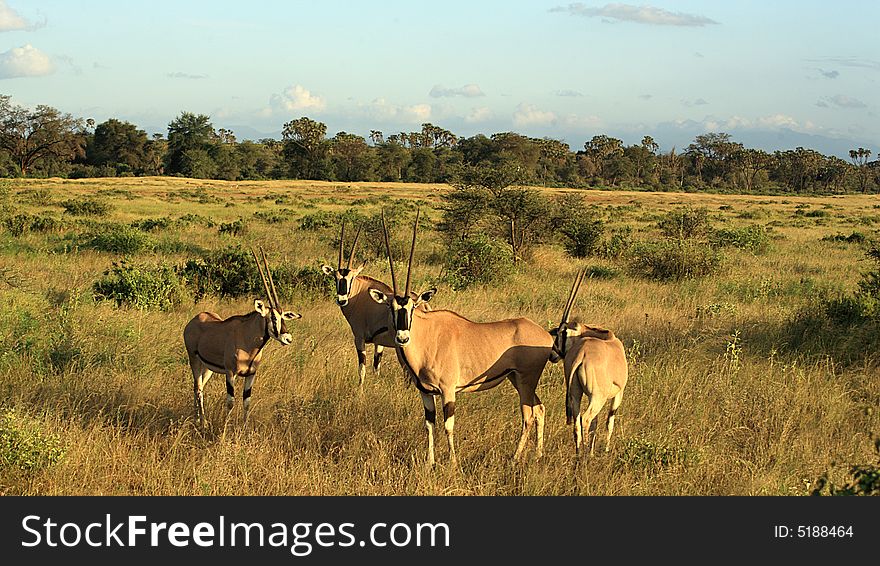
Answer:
[1,176,878,495]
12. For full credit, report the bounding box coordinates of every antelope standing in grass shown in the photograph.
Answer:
[369,211,553,466]
[321,220,427,386]
[550,268,628,456]
[184,248,301,429]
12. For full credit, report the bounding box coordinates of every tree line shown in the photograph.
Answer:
[1,94,877,194]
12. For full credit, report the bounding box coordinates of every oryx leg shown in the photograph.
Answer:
[225,372,235,418]
[190,357,212,429]
[373,344,384,375]
[441,389,457,466]
[354,336,367,387]
[568,383,584,456]
[583,394,607,457]
[605,390,624,452]
[420,392,436,467]
[242,374,255,426]
[512,375,545,461]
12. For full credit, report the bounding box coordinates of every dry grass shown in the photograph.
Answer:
[1,177,877,495]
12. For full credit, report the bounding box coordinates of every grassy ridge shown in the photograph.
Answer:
[0,177,877,495]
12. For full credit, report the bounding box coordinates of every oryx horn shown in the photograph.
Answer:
[338,219,346,269]
[252,247,276,310]
[381,210,398,296]
[347,226,362,270]
[260,246,281,309]
[562,267,587,324]
[405,208,420,298]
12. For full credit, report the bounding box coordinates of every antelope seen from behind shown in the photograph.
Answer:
[184,248,302,429]
[369,210,553,466]
[550,268,628,457]
[321,220,427,386]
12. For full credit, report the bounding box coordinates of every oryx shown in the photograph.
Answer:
[369,210,553,466]
[550,268,628,456]
[184,248,301,429]
[321,220,428,386]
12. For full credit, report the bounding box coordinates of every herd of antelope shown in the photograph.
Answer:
[183,212,629,464]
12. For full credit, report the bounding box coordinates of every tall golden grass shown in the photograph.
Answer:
[0,177,877,495]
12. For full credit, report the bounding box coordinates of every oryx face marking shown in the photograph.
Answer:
[322,265,364,307]
[369,288,436,348]
[254,299,300,346]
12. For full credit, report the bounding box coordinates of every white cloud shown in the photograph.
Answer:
[0,44,54,79]
[268,85,326,114]
[554,89,584,97]
[0,1,41,32]
[464,107,493,123]
[817,94,867,109]
[429,84,484,98]
[550,3,718,27]
[364,98,432,124]
[561,113,602,129]
[513,103,557,126]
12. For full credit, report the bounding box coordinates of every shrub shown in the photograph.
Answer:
[180,245,259,300]
[598,225,634,259]
[710,225,772,254]
[627,240,723,281]
[93,261,187,310]
[822,232,868,245]
[132,217,174,231]
[442,234,514,290]
[79,224,155,254]
[560,215,604,258]
[60,198,113,216]
[4,213,63,236]
[180,245,332,301]
[218,218,247,236]
[0,408,65,473]
[657,206,712,240]
[300,211,339,231]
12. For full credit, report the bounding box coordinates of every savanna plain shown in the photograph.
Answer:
[0,176,877,495]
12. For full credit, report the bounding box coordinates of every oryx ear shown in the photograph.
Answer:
[282,311,302,320]
[368,288,387,304]
[254,299,270,316]
[353,261,367,275]
[416,287,437,306]
[321,265,335,276]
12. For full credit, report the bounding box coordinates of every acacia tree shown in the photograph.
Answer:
[282,116,329,179]
[0,95,87,176]
[849,147,873,193]
[88,118,154,174]
[165,112,217,176]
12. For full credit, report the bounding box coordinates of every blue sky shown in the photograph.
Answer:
[1,1,878,156]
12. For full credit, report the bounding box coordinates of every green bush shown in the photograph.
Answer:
[710,225,772,254]
[822,232,868,245]
[443,234,514,290]
[218,218,247,236]
[0,408,65,473]
[4,213,63,236]
[560,216,604,258]
[598,225,634,259]
[79,224,155,254]
[60,198,113,216]
[300,210,339,231]
[627,240,723,281]
[93,261,187,310]
[180,245,332,301]
[657,206,712,240]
